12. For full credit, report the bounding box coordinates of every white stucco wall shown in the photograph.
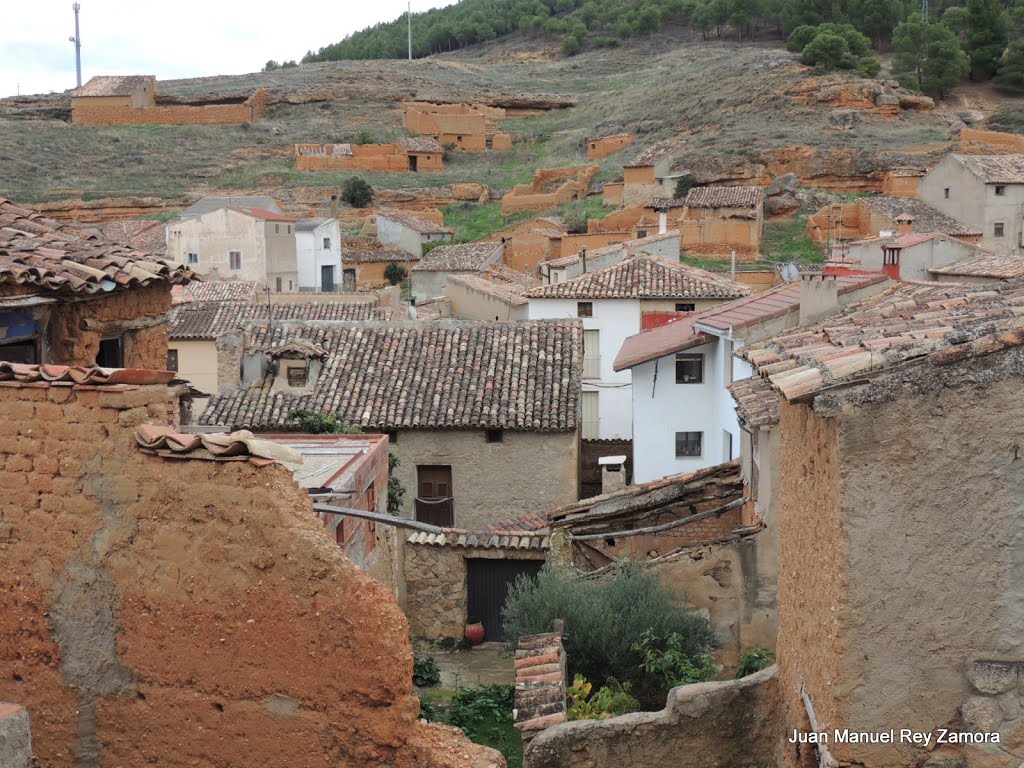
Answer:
[167,208,268,283]
[297,219,342,291]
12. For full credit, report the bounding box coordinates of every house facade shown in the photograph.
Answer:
[918,153,1024,254]
[843,226,991,281]
[526,252,749,441]
[295,217,342,292]
[409,241,504,301]
[340,244,419,290]
[166,206,298,291]
[622,140,683,207]
[375,212,453,258]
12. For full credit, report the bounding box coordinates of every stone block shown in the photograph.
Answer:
[963,696,1002,732]
[0,703,31,768]
[971,662,1019,695]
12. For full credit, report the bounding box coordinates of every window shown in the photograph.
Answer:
[323,237,331,250]
[581,391,599,440]
[288,280,293,291]
[186,252,198,265]
[577,301,593,318]
[97,336,124,368]
[275,224,280,234]
[416,465,454,527]
[675,354,703,383]
[276,277,283,292]
[995,185,1006,196]
[995,222,1005,237]
[485,428,504,443]
[583,329,601,378]
[287,225,291,234]
[229,251,241,270]
[636,230,648,239]
[944,187,950,199]
[0,339,38,364]
[675,431,703,457]
[166,349,179,372]
[883,248,900,266]
[287,362,309,387]
[385,430,398,444]
[675,303,695,313]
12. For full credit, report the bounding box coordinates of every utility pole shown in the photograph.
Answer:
[408,1,413,61]
[69,3,82,88]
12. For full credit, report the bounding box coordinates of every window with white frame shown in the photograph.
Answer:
[323,237,331,250]
[675,431,702,457]
[582,391,599,439]
[186,252,198,265]
[229,251,241,270]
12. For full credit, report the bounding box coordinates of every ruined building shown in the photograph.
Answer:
[402,102,511,152]
[294,138,444,173]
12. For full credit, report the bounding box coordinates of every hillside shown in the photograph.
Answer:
[0,30,1020,225]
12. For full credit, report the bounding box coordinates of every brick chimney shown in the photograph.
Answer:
[894,213,915,236]
[599,455,627,495]
[799,272,839,326]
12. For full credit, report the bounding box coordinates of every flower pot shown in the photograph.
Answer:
[464,621,485,646]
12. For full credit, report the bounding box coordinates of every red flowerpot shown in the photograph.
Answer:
[464,622,485,646]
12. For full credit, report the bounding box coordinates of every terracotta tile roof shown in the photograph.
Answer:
[172,280,262,304]
[448,273,531,307]
[169,301,390,340]
[694,273,889,333]
[540,231,679,270]
[200,319,582,431]
[625,139,682,168]
[405,530,549,550]
[683,186,763,213]
[93,220,166,254]
[398,137,444,154]
[487,512,549,533]
[735,279,1024,412]
[76,75,153,97]
[378,211,453,236]
[268,339,327,360]
[613,317,709,371]
[930,253,1024,279]
[412,242,503,272]
[646,197,688,209]
[525,252,750,300]
[0,361,175,386]
[182,196,282,218]
[514,632,567,737]
[0,198,194,295]
[728,376,780,428]
[860,196,981,237]
[953,154,1024,184]
[294,217,333,232]
[135,424,303,465]
[230,206,295,223]
[343,248,417,264]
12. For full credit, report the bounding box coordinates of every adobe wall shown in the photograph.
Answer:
[525,665,781,768]
[502,232,557,273]
[602,182,624,206]
[588,205,648,234]
[680,218,761,256]
[295,144,442,173]
[0,381,499,767]
[587,134,635,160]
[403,544,546,640]
[501,166,599,215]
[881,173,921,196]
[72,89,267,126]
[557,231,631,258]
[807,201,871,244]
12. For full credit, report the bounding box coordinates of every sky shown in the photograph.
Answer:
[0,0,461,98]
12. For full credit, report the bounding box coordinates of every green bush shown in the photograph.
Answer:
[566,674,640,720]
[384,262,407,285]
[786,25,818,53]
[341,177,374,208]
[289,409,362,434]
[734,644,776,678]
[413,653,442,687]
[355,128,374,145]
[791,23,877,75]
[502,561,718,697]
[387,453,405,515]
[673,174,698,199]
[562,35,583,56]
[633,629,719,690]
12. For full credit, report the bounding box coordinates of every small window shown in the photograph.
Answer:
[287,363,309,387]
[0,339,39,364]
[675,431,702,458]
[276,277,283,292]
[995,185,1006,196]
[675,303,695,313]
[97,336,124,368]
[577,301,594,318]
[288,280,293,291]
[485,428,504,443]
[166,349,179,372]
[995,222,1005,237]
[275,224,280,234]
[636,230,648,239]
[323,237,331,250]
[287,225,291,234]
[944,187,950,199]
[186,252,199,265]
[883,248,900,266]
[386,430,398,444]
[675,354,703,384]
[457,135,464,141]
[229,251,241,270]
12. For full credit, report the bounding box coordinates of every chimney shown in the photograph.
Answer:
[580,247,588,273]
[329,194,339,217]
[215,332,245,393]
[599,455,627,495]
[799,272,839,326]
[658,207,668,235]
[894,213,915,236]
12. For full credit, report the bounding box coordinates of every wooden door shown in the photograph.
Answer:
[416,465,453,527]
[466,559,543,641]
[343,269,356,292]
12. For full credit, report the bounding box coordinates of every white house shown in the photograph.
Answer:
[614,272,890,482]
[375,211,453,258]
[524,251,749,441]
[295,217,342,292]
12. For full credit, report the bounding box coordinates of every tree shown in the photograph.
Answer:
[673,174,699,198]
[562,34,583,55]
[341,177,374,208]
[851,0,899,47]
[893,14,969,97]
[263,60,280,71]
[996,40,1024,92]
[786,24,819,51]
[801,31,853,69]
[941,5,969,38]
[965,0,1009,80]
[383,262,408,285]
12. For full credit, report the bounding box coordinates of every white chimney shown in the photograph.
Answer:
[658,208,668,235]
[799,272,838,326]
[599,455,627,495]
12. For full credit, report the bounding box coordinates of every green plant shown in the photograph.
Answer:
[384,262,408,285]
[387,453,405,515]
[422,239,453,257]
[356,127,374,145]
[633,629,719,690]
[341,176,374,208]
[445,685,522,768]
[413,653,442,687]
[734,644,776,678]
[566,674,640,720]
[437,637,458,651]
[673,174,698,199]
[289,409,363,434]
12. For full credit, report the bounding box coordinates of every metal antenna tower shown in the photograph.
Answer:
[922,0,929,22]
[69,3,82,88]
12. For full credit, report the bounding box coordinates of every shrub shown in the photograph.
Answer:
[562,35,582,56]
[341,177,374,208]
[786,25,818,53]
[855,55,881,78]
[387,453,405,514]
[592,36,619,48]
[566,675,640,720]
[413,653,442,687]
[289,409,362,434]
[355,127,374,145]
[445,685,514,733]
[384,262,407,285]
[502,561,718,696]
[673,174,698,199]
[791,23,878,75]
[734,644,776,679]
[633,629,719,690]
[422,239,451,257]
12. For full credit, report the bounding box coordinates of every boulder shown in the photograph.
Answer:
[766,193,800,216]
[875,93,901,108]
[828,109,861,130]
[765,172,799,197]
[898,92,935,111]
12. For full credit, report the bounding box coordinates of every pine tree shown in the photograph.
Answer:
[995,39,1024,93]
[965,0,1009,80]
[893,14,968,97]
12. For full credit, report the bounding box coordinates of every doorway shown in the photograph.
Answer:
[343,269,356,292]
[321,265,335,292]
[408,155,418,172]
[466,559,543,641]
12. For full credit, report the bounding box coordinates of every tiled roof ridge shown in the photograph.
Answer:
[135,424,302,466]
[0,362,176,387]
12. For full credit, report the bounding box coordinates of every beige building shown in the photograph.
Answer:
[375,211,453,258]
[446,267,536,321]
[843,226,992,281]
[166,206,299,291]
[410,241,504,301]
[919,154,1024,255]
[199,319,583,530]
[622,140,684,207]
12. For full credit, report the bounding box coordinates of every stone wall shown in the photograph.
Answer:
[0,703,31,768]
[525,665,781,768]
[501,167,599,215]
[0,380,499,767]
[72,89,268,125]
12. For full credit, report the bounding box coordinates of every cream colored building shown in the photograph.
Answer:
[166,206,299,291]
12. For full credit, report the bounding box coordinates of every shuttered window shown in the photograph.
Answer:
[582,391,599,439]
[583,330,600,378]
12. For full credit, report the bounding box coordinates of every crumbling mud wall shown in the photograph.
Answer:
[525,665,781,768]
[501,166,598,215]
[295,144,443,172]
[72,89,268,125]
[0,381,500,767]
[587,134,635,160]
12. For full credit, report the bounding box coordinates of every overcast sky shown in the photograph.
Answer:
[0,0,460,98]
